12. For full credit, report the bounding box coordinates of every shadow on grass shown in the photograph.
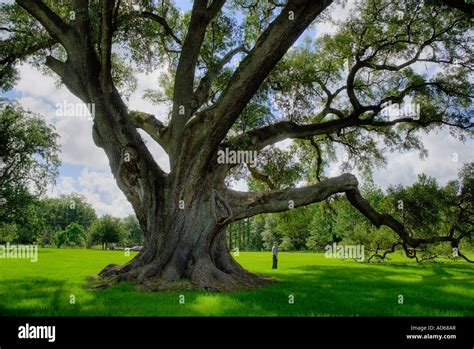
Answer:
[0,261,472,316]
[256,262,474,316]
[0,278,66,316]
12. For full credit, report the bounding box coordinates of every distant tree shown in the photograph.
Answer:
[248,216,265,251]
[0,223,18,244]
[121,215,144,246]
[64,222,86,247]
[274,206,313,250]
[261,215,279,251]
[38,227,54,247]
[227,215,265,252]
[89,215,123,250]
[378,167,474,262]
[11,203,47,244]
[52,229,68,248]
[307,201,340,250]
[39,194,97,232]
[0,99,60,234]
[388,175,446,238]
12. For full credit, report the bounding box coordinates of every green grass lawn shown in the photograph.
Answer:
[0,248,473,316]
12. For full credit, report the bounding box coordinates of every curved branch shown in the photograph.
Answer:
[203,0,333,156]
[345,189,411,242]
[141,11,182,45]
[229,173,469,263]
[367,242,402,262]
[193,45,249,111]
[16,0,72,46]
[229,173,358,219]
[345,188,466,250]
[129,111,169,152]
[246,164,276,190]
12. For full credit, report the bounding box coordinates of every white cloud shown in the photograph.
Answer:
[325,129,473,190]
[12,62,172,215]
[48,168,133,218]
[15,64,110,168]
[127,67,171,171]
[313,1,352,37]
[373,130,473,189]
[127,67,171,119]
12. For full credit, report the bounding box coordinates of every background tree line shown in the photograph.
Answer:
[0,192,144,249]
[0,100,144,250]
[1,100,471,259]
[1,165,471,260]
[228,164,473,262]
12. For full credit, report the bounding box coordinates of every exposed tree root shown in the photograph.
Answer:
[92,257,272,292]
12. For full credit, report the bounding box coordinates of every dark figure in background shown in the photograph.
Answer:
[272,242,278,269]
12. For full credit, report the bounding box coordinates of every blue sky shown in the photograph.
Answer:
[1,0,472,217]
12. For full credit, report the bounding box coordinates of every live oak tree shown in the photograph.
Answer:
[0,99,60,227]
[88,214,123,250]
[121,214,145,246]
[1,0,472,290]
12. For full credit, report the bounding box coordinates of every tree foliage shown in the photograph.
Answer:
[0,99,60,224]
[88,215,124,249]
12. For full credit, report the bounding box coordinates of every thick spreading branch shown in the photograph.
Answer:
[231,173,469,261]
[227,79,472,152]
[193,45,249,111]
[169,0,226,165]
[203,0,333,155]
[16,0,72,47]
[229,173,358,219]
[345,188,468,253]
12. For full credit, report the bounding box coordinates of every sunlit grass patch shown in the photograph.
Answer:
[0,248,472,316]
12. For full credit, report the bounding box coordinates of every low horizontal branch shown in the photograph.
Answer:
[228,173,359,219]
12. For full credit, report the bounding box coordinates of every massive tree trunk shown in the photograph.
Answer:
[99,170,268,291]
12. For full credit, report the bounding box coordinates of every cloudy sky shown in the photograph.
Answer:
[2,0,472,217]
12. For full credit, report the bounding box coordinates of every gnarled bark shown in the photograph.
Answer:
[98,183,268,291]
